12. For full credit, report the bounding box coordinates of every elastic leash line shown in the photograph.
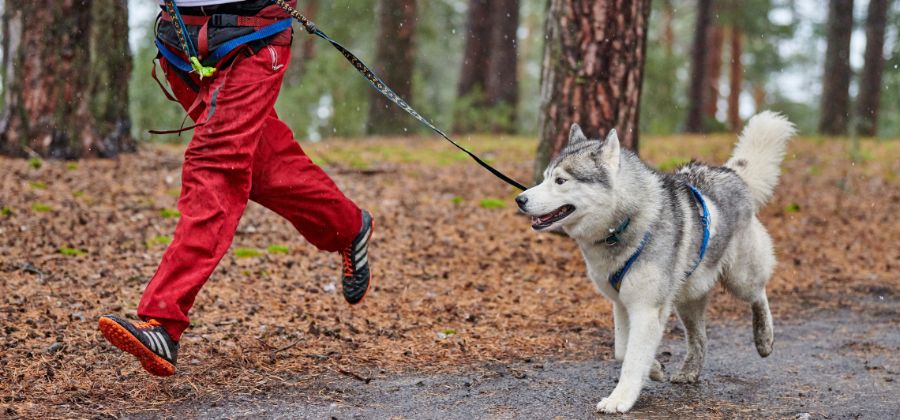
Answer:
[268,0,528,191]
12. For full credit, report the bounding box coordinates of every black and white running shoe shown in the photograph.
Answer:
[340,209,374,304]
[98,314,179,377]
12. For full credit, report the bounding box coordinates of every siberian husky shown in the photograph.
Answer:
[516,112,796,413]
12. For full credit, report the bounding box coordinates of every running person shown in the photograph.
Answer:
[99,0,374,376]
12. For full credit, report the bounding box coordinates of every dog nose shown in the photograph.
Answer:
[515,195,528,210]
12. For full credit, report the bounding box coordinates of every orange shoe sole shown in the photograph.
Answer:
[98,317,176,377]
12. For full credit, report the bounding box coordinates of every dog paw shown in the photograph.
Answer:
[595,394,636,414]
[649,360,666,382]
[670,370,700,384]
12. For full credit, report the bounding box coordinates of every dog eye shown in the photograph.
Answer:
[555,177,567,185]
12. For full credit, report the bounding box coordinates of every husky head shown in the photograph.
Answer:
[516,124,622,237]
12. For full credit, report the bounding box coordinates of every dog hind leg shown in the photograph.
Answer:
[671,293,710,383]
[722,217,775,357]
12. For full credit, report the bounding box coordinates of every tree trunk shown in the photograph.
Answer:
[457,0,492,104]
[455,0,519,133]
[1,0,133,159]
[685,0,713,133]
[856,0,889,137]
[661,0,674,57]
[703,25,725,121]
[818,0,855,135]
[752,82,766,113]
[534,0,651,182]
[366,0,418,136]
[727,26,743,132]
[286,0,318,85]
[484,0,519,130]
[89,0,134,156]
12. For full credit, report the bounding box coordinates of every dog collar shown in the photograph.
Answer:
[602,217,632,246]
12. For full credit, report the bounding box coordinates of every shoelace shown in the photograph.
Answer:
[340,247,355,278]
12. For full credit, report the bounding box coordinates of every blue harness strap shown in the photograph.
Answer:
[607,184,711,292]
[684,185,710,277]
[155,18,294,73]
[608,232,651,292]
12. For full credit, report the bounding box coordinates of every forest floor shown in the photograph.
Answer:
[1,134,898,418]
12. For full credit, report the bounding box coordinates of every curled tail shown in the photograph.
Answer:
[726,111,797,210]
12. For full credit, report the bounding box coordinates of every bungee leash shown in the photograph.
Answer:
[267,0,528,191]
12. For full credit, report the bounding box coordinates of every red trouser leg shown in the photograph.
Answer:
[138,45,361,341]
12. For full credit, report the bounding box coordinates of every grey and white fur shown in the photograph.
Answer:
[516,111,796,413]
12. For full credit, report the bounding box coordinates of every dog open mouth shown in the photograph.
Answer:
[531,205,575,230]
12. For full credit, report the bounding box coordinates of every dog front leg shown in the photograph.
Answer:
[596,305,665,414]
[613,302,629,361]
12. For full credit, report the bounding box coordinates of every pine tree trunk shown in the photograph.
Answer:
[703,25,724,121]
[534,0,651,182]
[662,0,674,57]
[1,0,133,159]
[727,26,743,132]
[90,0,134,156]
[818,0,855,135]
[484,0,519,132]
[457,0,492,104]
[856,0,889,137]
[286,0,318,85]
[366,0,418,136]
[685,0,713,133]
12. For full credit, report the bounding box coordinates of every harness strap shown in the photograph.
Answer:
[608,232,651,292]
[159,13,283,28]
[684,185,711,277]
[268,0,528,191]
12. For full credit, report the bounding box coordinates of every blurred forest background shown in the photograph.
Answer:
[1,0,898,158]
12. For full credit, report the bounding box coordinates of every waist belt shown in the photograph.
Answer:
[156,17,293,73]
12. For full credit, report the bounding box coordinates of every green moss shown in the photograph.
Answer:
[66,162,79,171]
[1,207,12,217]
[59,247,87,257]
[29,181,47,190]
[31,203,52,213]
[266,244,290,254]
[234,247,262,258]
[159,208,181,218]
[784,203,801,213]
[146,235,173,247]
[479,198,506,209]
[451,196,464,205]
[28,158,43,169]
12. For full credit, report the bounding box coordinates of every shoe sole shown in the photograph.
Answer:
[98,317,176,377]
[350,217,375,305]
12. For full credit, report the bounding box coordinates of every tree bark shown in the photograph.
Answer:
[727,26,743,132]
[366,0,418,136]
[856,0,889,137]
[484,0,519,126]
[703,25,725,121]
[661,0,674,57]
[1,0,133,159]
[455,0,519,133]
[534,0,651,182]
[818,0,855,135]
[685,0,713,133]
[89,0,135,156]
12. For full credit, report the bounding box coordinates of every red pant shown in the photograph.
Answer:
[138,45,361,341]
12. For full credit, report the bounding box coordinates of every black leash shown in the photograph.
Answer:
[269,0,528,191]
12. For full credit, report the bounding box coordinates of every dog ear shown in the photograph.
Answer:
[599,129,621,172]
[568,123,589,145]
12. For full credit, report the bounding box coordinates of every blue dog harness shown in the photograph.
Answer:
[608,184,711,292]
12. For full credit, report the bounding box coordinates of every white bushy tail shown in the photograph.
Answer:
[726,111,797,210]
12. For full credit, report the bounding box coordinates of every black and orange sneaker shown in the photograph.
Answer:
[98,314,178,377]
[340,209,374,304]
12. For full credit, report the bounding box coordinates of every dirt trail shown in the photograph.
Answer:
[149,296,898,419]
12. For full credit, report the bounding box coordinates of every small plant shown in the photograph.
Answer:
[266,244,290,254]
[784,203,801,213]
[28,157,42,169]
[29,181,47,190]
[479,198,506,209]
[146,235,173,247]
[452,196,464,205]
[31,203,52,213]
[234,247,262,258]
[59,247,87,257]
[72,191,85,198]
[159,208,181,218]
[1,207,12,217]
[66,162,78,171]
